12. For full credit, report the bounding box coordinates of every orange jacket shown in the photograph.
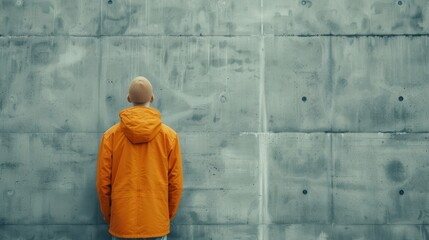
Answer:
[96,106,183,238]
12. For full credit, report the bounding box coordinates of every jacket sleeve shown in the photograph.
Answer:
[168,135,183,220]
[96,133,113,224]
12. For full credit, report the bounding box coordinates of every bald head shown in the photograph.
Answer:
[127,76,154,106]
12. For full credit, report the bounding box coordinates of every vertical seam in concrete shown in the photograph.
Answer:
[99,0,103,37]
[330,133,335,227]
[258,134,268,240]
[258,0,268,239]
[328,36,334,132]
[97,0,103,135]
[97,37,103,135]
[52,5,56,34]
[328,36,335,228]
[259,0,266,133]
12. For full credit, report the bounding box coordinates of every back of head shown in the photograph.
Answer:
[121,76,161,143]
[128,76,153,106]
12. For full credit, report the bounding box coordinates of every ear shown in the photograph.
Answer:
[127,95,132,103]
[150,95,154,103]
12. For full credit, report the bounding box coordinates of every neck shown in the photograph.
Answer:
[133,102,150,107]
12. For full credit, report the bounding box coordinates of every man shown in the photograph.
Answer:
[96,76,183,240]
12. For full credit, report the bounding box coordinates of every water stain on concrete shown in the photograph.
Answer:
[40,134,64,151]
[336,78,348,90]
[12,39,25,46]
[227,58,243,65]
[220,139,228,148]
[39,2,53,14]
[403,167,429,192]
[168,66,181,88]
[160,7,186,34]
[0,162,22,170]
[1,133,13,149]
[410,7,424,31]
[102,12,130,35]
[194,23,202,33]
[55,122,72,133]
[393,106,410,121]
[31,41,57,65]
[37,168,58,185]
[191,114,205,121]
[163,50,169,64]
[210,58,227,67]
[385,159,407,182]
[271,148,327,178]
[54,17,64,32]
[105,95,115,105]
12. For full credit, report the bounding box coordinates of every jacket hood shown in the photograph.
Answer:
[119,106,162,144]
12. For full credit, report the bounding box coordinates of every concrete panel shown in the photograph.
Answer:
[101,0,260,36]
[265,37,331,132]
[264,0,429,35]
[267,133,331,224]
[0,133,99,224]
[0,37,100,133]
[175,133,259,224]
[267,224,427,239]
[176,189,259,225]
[333,133,429,224]
[333,224,426,240]
[170,224,258,240]
[99,37,260,133]
[0,225,110,240]
[0,0,100,36]
[332,37,429,132]
[267,224,332,240]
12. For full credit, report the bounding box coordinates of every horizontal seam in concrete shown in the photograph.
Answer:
[1,223,429,226]
[183,188,226,191]
[0,132,102,134]
[260,223,429,226]
[271,33,429,37]
[0,223,257,226]
[240,131,429,134]
[1,131,429,134]
[1,33,429,38]
[0,34,256,38]
[0,224,106,226]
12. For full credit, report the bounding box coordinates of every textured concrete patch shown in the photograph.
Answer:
[0,224,110,240]
[333,133,429,224]
[331,37,429,132]
[333,224,425,240]
[170,224,258,239]
[264,0,429,35]
[0,0,100,36]
[265,37,331,132]
[268,224,332,240]
[99,36,260,133]
[267,133,331,224]
[101,0,260,36]
[0,37,100,133]
[0,133,99,224]
[180,133,259,190]
[175,133,259,224]
[176,188,259,224]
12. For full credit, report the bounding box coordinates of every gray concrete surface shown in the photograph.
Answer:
[1,0,429,239]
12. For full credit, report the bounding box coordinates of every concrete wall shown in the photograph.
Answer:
[1,0,429,239]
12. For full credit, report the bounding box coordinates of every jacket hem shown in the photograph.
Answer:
[109,229,170,238]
